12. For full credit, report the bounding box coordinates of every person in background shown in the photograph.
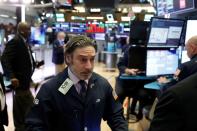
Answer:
[158,35,197,91]
[149,72,197,131]
[116,45,155,121]
[52,31,66,75]
[0,72,8,131]
[26,35,128,131]
[1,22,35,131]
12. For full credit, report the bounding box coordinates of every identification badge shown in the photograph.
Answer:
[58,78,73,95]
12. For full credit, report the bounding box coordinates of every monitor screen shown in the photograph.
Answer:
[144,14,154,21]
[146,48,179,76]
[118,22,130,35]
[61,22,70,32]
[86,21,105,33]
[30,27,46,45]
[157,0,195,16]
[181,50,190,63]
[147,17,184,47]
[129,20,150,45]
[70,22,86,33]
[56,13,65,22]
[105,23,117,33]
[94,33,105,40]
[185,20,197,45]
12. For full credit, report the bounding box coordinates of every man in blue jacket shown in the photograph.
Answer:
[26,35,128,131]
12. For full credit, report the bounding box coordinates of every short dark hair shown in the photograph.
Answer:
[64,35,96,55]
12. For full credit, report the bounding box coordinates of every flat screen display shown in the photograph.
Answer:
[157,0,195,16]
[146,48,179,76]
[70,22,86,33]
[86,21,105,33]
[105,23,117,33]
[94,33,105,40]
[148,17,184,47]
[185,20,197,45]
[61,22,70,32]
[30,27,46,45]
[118,22,130,35]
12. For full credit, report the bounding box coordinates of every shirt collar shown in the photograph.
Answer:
[68,67,89,85]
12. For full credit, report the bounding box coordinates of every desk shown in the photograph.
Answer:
[120,74,156,80]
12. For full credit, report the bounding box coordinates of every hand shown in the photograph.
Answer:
[125,68,139,75]
[157,76,169,84]
[11,78,20,88]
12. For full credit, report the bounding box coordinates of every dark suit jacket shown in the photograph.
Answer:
[52,40,64,64]
[178,55,197,81]
[1,35,35,89]
[26,68,128,131]
[0,73,8,127]
[149,72,197,131]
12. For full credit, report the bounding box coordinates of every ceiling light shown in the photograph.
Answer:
[86,16,104,20]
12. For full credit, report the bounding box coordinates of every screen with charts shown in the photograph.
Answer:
[157,0,195,16]
[148,17,184,47]
[70,22,86,33]
[146,48,179,76]
[185,20,197,45]
[118,22,130,35]
[86,21,105,33]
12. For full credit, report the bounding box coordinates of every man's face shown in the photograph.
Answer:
[69,46,96,80]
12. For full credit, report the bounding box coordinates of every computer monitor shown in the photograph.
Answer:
[118,22,130,35]
[185,20,197,45]
[70,22,86,33]
[147,17,185,47]
[128,46,147,71]
[156,0,195,16]
[181,50,190,63]
[30,27,46,45]
[129,20,150,45]
[146,48,179,76]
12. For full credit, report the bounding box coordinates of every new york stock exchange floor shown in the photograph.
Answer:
[4,48,149,131]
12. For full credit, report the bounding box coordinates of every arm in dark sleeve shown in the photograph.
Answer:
[1,40,17,79]
[149,90,183,131]
[25,84,54,131]
[103,81,128,131]
[117,48,129,74]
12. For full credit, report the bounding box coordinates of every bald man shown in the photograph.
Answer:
[158,35,197,88]
[2,22,35,131]
[149,36,197,131]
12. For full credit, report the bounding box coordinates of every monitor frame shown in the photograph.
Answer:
[147,17,185,48]
[146,47,179,76]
